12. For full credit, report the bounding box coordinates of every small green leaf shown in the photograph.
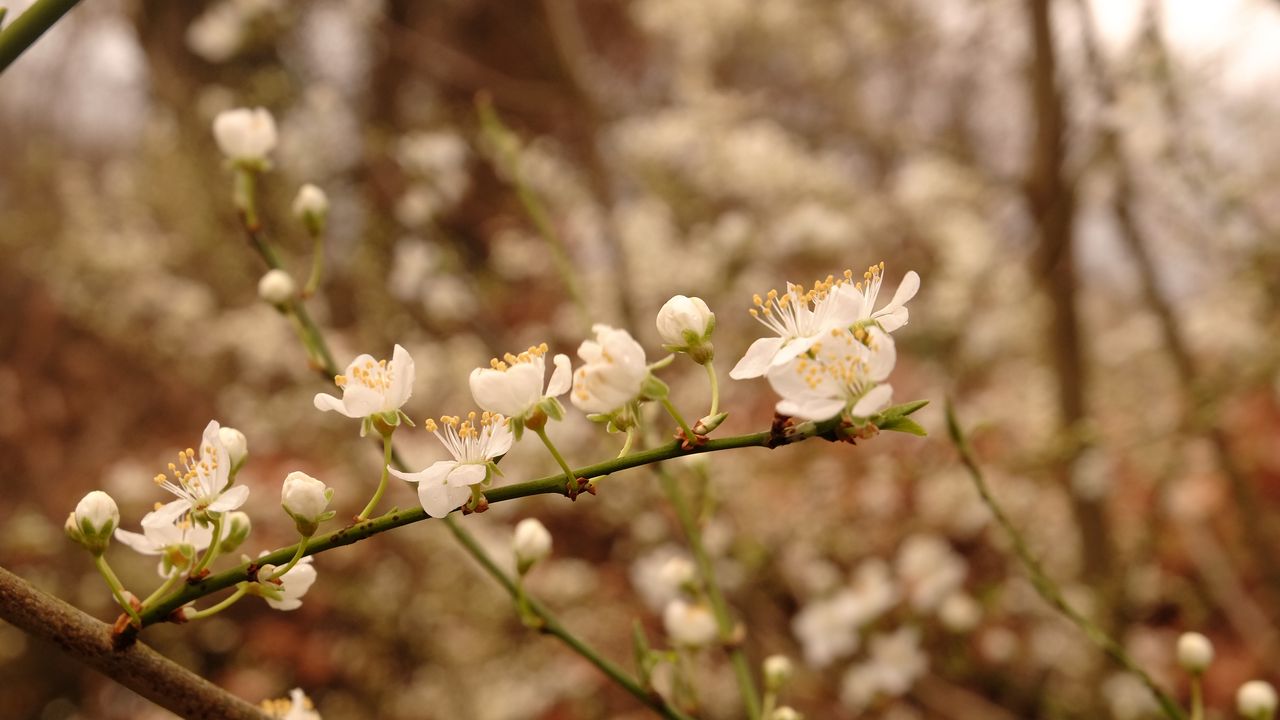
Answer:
[879,399,929,419]
[877,415,927,436]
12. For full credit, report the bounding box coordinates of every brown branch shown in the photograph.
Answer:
[0,564,268,720]
[1024,0,1112,584]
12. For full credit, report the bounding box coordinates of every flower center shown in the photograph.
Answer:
[153,444,220,503]
[749,269,856,339]
[426,411,504,462]
[488,343,549,372]
[335,357,393,394]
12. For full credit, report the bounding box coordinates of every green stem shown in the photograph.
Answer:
[184,587,247,621]
[657,466,761,720]
[534,426,576,487]
[705,360,720,418]
[442,516,691,720]
[660,397,696,441]
[945,401,1185,720]
[93,556,143,627]
[356,432,394,521]
[187,514,224,579]
[267,537,308,581]
[303,233,325,298]
[476,97,590,330]
[617,427,637,458]
[140,572,182,610]
[133,418,845,630]
[0,0,80,73]
[1189,676,1202,720]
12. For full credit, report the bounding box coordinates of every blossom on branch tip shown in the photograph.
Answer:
[150,421,250,524]
[513,518,552,573]
[766,326,896,422]
[258,269,297,306]
[213,107,277,167]
[314,345,415,435]
[571,324,648,416]
[469,343,571,438]
[390,412,512,518]
[114,510,214,578]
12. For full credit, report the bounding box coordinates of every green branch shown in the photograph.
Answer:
[0,0,80,74]
[945,400,1185,720]
[131,419,842,630]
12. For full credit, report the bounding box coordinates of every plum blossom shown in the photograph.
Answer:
[213,107,277,165]
[314,345,415,435]
[730,273,862,380]
[469,343,571,437]
[114,510,215,578]
[839,262,920,333]
[656,295,715,361]
[261,688,322,720]
[571,325,649,416]
[792,559,899,667]
[150,421,250,524]
[390,412,512,518]
[254,556,318,611]
[664,599,718,647]
[67,491,120,555]
[766,326,896,421]
[840,627,929,710]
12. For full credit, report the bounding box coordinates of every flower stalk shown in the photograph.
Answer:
[357,431,395,521]
[93,556,142,628]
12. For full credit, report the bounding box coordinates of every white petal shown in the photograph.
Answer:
[388,344,416,410]
[209,484,250,512]
[772,334,820,367]
[149,500,190,526]
[113,528,160,555]
[445,463,487,487]
[340,384,383,418]
[313,392,352,415]
[864,328,897,382]
[419,483,466,518]
[729,337,784,380]
[391,461,455,486]
[469,368,523,416]
[885,271,920,310]
[852,384,893,417]
[546,354,572,397]
[485,422,514,458]
[876,307,909,332]
[827,285,864,326]
[777,396,847,421]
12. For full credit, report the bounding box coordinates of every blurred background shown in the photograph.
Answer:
[2,0,1280,718]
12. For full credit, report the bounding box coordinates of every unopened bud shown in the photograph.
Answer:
[694,412,729,434]
[771,708,802,720]
[220,511,252,554]
[258,269,296,306]
[280,471,333,537]
[514,518,552,574]
[70,491,119,555]
[1238,681,1277,719]
[1177,632,1214,675]
[656,295,716,364]
[663,599,718,648]
[218,426,248,471]
[292,183,329,236]
[763,654,794,691]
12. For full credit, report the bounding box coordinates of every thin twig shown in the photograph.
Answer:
[0,0,80,74]
[945,401,1185,720]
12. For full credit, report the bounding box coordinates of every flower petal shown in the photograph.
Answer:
[388,344,416,411]
[772,334,820,367]
[113,528,160,555]
[419,482,469,518]
[313,392,353,415]
[149,499,190,526]
[391,461,454,486]
[546,354,572,397]
[209,484,250,512]
[851,384,893,417]
[445,463,487,488]
[729,337,784,380]
[776,396,847,421]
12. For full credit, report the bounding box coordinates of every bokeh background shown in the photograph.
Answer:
[2,0,1280,718]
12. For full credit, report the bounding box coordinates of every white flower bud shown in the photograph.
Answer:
[71,491,119,555]
[281,471,332,537]
[258,269,297,305]
[939,593,982,633]
[763,654,794,690]
[659,556,697,591]
[663,599,718,648]
[212,107,277,164]
[1238,681,1278,719]
[513,518,552,573]
[218,426,248,469]
[1176,632,1214,675]
[656,295,715,363]
[771,708,802,720]
[292,184,329,235]
[220,511,252,554]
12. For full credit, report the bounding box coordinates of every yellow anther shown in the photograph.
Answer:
[153,473,166,485]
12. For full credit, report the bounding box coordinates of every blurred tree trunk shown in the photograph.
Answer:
[1023,0,1112,587]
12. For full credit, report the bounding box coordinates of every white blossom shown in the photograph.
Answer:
[895,534,967,613]
[390,412,512,518]
[938,593,982,633]
[213,107,277,164]
[114,510,214,578]
[1239,681,1278,719]
[570,324,649,415]
[837,262,920,333]
[730,273,861,380]
[793,558,899,667]
[258,269,297,305]
[261,688,322,720]
[281,471,333,536]
[292,184,330,220]
[256,556,318,611]
[69,491,120,554]
[1177,632,1214,674]
[314,345,415,432]
[663,599,718,647]
[513,518,552,571]
[766,326,896,422]
[763,655,794,689]
[469,343,571,432]
[840,627,928,710]
[150,420,250,524]
[656,295,715,357]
